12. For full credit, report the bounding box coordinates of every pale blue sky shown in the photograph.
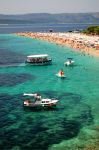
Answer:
[0,0,99,14]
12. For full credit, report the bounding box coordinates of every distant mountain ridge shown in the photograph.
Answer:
[0,12,99,24]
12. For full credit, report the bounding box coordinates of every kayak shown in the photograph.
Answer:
[56,74,66,78]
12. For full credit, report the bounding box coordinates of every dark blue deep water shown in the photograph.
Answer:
[0,23,99,33]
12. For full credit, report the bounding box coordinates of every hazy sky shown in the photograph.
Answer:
[0,0,99,14]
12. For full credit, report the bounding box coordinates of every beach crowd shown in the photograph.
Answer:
[16,32,99,56]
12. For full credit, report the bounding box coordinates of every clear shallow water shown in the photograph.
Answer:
[0,34,99,150]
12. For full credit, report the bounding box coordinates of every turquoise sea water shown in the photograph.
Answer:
[0,34,99,150]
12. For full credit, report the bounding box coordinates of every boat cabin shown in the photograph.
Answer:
[26,54,52,65]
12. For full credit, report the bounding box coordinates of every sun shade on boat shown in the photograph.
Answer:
[27,54,48,58]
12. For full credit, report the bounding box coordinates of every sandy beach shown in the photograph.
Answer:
[16,32,99,56]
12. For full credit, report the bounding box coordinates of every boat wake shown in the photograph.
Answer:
[0,63,25,68]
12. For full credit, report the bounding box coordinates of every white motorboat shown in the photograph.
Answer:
[64,58,75,66]
[26,54,52,65]
[23,93,59,108]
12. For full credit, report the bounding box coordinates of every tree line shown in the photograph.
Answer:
[82,26,99,35]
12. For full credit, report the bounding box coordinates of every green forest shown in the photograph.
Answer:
[83,26,99,35]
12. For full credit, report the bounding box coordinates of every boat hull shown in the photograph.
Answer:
[24,103,57,109]
[26,60,52,66]
[24,100,58,108]
[64,61,74,66]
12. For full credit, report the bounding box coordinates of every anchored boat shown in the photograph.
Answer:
[64,58,75,66]
[26,54,52,65]
[23,93,59,108]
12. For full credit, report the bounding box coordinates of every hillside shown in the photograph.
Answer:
[0,12,99,24]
